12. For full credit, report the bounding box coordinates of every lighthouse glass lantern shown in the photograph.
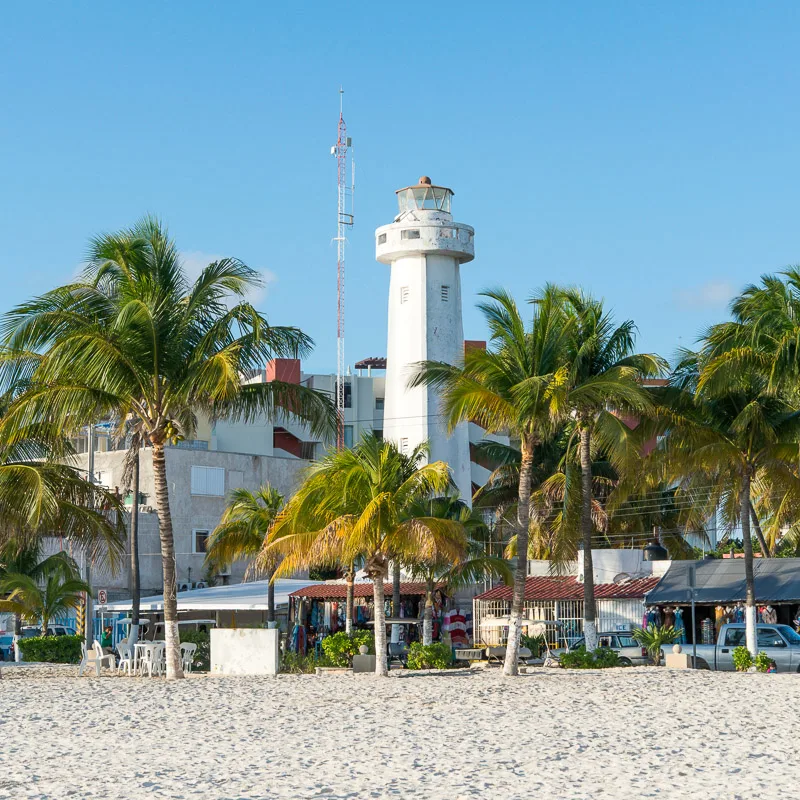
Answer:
[396,177,453,214]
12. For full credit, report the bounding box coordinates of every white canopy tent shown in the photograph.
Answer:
[98,579,321,613]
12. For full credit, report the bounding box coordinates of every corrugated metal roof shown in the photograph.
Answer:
[289,582,429,599]
[474,576,659,602]
[645,558,800,604]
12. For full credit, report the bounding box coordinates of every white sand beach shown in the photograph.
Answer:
[1,665,797,800]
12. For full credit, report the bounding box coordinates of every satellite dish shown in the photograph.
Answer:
[530,622,547,638]
[612,572,633,584]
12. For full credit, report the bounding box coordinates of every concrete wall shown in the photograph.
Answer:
[210,628,280,675]
[75,446,308,598]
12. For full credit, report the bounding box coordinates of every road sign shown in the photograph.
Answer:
[98,589,107,605]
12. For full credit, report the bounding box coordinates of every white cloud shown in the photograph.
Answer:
[180,251,276,308]
[674,280,735,310]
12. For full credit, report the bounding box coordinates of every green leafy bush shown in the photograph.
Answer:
[406,642,452,670]
[17,634,83,664]
[632,625,682,666]
[179,630,210,671]
[754,651,773,673]
[732,645,753,672]
[320,631,374,667]
[280,652,333,674]
[559,646,621,669]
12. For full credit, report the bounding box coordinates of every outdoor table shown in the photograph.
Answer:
[133,641,166,675]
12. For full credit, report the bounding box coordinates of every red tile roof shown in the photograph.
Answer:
[474,575,660,602]
[289,582,430,599]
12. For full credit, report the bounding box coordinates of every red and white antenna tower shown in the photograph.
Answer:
[332,88,354,449]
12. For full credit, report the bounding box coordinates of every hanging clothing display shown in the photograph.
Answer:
[763,606,778,625]
[673,608,686,644]
[701,618,715,645]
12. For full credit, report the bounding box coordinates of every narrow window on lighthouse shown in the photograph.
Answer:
[400,286,409,304]
[441,285,450,302]
[400,437,409,453]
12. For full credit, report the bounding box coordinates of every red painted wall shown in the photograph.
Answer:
[266,358,301,384]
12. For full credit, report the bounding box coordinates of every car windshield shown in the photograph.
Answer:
[777,625,800,645]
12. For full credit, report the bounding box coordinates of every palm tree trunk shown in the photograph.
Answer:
[129,449,141,645]
[391,560,401,644]
[267,567,276,623]
[749,502,770,558]
[741,471,757,658]
[345,564,355,635]
[503,434,534,677]
[372,574,388,676]
[423,576,434,646]
[579,425,598,652]
[151,441,184,679]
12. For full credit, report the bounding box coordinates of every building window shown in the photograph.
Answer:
[375,397,384,410]
[190,465,225,496]
[193,529,210,554]
[344,425,354,449]
[336,380,352,408]
[400,437,409,454]
[377,233,387,245]
[401,229,420,240]
[441,285,450,302]
[373,429,383,441]
[400,286,409,304]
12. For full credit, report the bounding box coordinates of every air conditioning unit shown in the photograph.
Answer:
[142,505,155,514]
[178,582,192,592]
[194,581,208,590]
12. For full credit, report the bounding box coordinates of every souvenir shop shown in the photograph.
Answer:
[644,557,800,644]
[286,582,474,654]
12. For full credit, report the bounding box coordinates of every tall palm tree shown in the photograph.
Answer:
[648,352,800,657]
[0,217,335,678]
[558,289,665,650]
[411,287,570,675]
[204,485,284,623]
[264,435,464,676]
[405,495,512,645]
[0,551,89,635]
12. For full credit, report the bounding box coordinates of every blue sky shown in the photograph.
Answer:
[2,3,799,371]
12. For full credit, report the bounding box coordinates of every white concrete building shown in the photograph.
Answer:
[376,177,474,503]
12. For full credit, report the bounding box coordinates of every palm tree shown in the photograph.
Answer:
[411,287,571,675]
[264,435,464,676]
[648,351,800,657]
[0,551,89,635]
[204,485,284,623]
[558,289,664,651]
[405,496,512,645]
[0,217,335,678]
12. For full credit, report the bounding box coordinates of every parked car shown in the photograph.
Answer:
[570,631,649,666]
[20,625,76,638]
[665,623,800,671]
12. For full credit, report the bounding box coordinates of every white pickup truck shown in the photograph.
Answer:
[669,623,800,671]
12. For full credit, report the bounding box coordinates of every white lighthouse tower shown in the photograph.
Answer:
[376,176,473,503]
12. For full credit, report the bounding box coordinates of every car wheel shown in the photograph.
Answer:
[618,657,633,667]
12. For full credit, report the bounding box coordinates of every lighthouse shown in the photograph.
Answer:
[376,177,473,503]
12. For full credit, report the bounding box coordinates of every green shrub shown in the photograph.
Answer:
[560,645,621,670]
[406,642,452,670]
[632,625,682,666]
[754,651,772,673]
[732,646,753,672]
[281,652,328,674]
[179,630,210,671]
[17,634,83,664]
[320,631,374,667]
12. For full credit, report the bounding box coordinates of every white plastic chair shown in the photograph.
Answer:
[180,642,197,673]
[117,642,134,676]
[138,643,158,677]
[78,641,115,676]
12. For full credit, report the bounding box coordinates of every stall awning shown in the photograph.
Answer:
[474,575,659,602]
[289,581,430,600]
[99,579,321,613]
[645,558,800,605]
